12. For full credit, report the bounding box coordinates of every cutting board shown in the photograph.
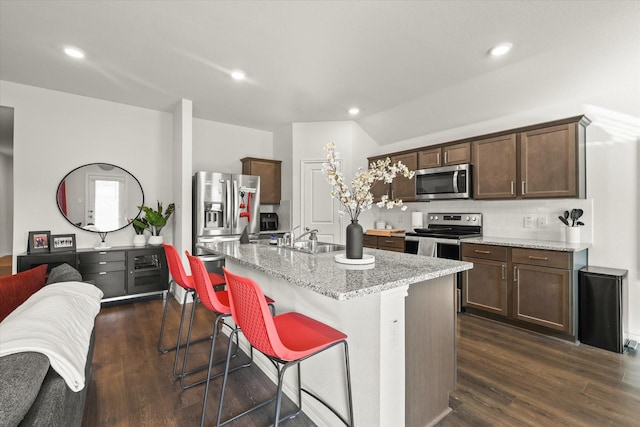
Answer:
[366,229,405,236]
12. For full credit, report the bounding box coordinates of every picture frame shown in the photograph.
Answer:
[50,233,77,253]
[27,230,51,254]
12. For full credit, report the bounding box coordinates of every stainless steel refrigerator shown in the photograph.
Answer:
[192,171,260,257]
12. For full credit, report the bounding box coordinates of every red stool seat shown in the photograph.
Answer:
[273,313,347,360]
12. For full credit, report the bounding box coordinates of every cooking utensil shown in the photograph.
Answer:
[570,209,584,226]
[558,215,570,226]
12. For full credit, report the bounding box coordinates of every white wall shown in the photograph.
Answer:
[0,81,277,262]
[0,80,174,255]
[192,118,273,174]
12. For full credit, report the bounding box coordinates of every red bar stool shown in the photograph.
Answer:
[186,253,276,426]
[217,267,354,427]
[159,243,226,389]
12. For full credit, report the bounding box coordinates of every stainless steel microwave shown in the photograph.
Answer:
[415,164,472,200]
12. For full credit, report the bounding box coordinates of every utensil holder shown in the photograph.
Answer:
[565,227,580,244]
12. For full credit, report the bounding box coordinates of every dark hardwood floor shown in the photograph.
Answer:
[83,298,640,427]
[83,296,315,427]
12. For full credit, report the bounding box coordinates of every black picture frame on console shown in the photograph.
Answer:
[27,230,51,254]
[50,233,77,253]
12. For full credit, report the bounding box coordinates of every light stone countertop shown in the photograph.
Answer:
[462,236,590,252]
[198,240,472,301]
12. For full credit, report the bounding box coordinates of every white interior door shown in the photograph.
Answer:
[301,160,343,244]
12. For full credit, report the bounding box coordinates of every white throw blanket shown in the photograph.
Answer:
[0,282,103,392]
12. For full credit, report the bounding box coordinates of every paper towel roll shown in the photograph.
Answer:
[411,212,423,229]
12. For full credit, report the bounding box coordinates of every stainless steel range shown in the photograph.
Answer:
[405,213,482,312]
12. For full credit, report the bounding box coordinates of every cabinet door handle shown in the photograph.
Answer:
[522,181,526,194]
[474,250,491,254]
[99,251,107,255]
[384,240,394,244]
[444,151,448,164]
[99,272,107,275]
[436,152,440,164]
[513,266,518,282]
[511,181,515,195]
[501,265,506,280]
[99,261,107,265]
[528,256,549,261]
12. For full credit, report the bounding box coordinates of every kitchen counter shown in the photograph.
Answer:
[198,240,471,300]
[463,236,590,252]
[198,240,470,426]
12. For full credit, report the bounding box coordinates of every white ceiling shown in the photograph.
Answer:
[1,1,639,145]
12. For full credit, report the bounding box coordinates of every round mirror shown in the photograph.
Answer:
[56,163,144,233]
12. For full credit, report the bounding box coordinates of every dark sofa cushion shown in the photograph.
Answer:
[0,352,50,427]
[0,264,47,322]
[46,263,82,285]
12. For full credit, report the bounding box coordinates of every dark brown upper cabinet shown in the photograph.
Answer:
[472,134,518,199]
[241,157,282,204]
[369,115,589,202]
[472,116,589,200]
[368,152,418,202]
[520,123,578,198]
[418,142,470,169]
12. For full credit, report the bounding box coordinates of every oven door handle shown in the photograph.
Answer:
[452,170,459,193]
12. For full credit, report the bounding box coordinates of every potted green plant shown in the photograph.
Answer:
[131,217,148,246]
[138,201,175,246]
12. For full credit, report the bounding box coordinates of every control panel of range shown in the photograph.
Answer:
[427,213,482,226]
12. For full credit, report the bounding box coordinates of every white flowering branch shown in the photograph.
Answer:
[322,142,415,221]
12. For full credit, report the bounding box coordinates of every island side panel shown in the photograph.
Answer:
[405,275,456,427]
[227,259,400,427]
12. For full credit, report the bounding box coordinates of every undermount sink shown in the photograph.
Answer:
[289,241,345,254]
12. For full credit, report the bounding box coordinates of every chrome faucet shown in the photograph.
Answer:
[294,227,319,242]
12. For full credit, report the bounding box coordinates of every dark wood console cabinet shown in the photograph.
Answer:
[17,245,168,303]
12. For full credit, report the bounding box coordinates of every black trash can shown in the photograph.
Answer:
[578,266,628,353]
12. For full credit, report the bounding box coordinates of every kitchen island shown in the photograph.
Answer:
[198,240,472,427]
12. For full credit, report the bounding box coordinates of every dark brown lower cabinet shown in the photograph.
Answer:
[464,258,507,316]
[513,263,571,332]
[462,243,587,340]
[363,234,405,252]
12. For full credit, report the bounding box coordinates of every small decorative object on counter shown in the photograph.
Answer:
[558,208,584,243]
[269,234,278,245]
[323,142,414,259]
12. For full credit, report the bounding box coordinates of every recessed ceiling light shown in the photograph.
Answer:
[64,46,85,59]
[489,42,513,57]
[231,70,246,81]
[349,107,360,116]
